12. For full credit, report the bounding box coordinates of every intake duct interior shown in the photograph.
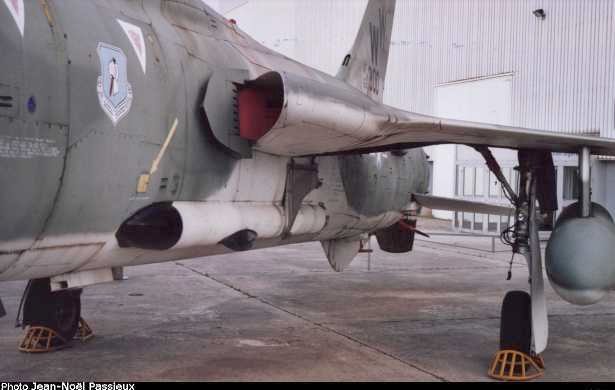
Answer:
[116,203,183,250]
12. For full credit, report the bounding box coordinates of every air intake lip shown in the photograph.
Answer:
[116,203,183,250]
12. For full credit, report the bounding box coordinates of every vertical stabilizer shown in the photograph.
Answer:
[337,0,396,102]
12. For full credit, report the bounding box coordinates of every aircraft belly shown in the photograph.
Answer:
[71,155,397,275]
[0,243,104,282]
[0,188,403,282]
[0,254,20,276]
[79,233,322,272]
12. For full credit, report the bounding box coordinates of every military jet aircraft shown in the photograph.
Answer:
[2,0,615,370]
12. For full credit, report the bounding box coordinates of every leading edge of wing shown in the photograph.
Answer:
[412,194,514,217]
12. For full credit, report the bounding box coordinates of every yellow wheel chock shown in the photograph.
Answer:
[18,326,68,353]
[75,317,94,342]
[18,317,93,353]
[488,349,545,381]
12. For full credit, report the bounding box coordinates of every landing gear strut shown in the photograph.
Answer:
[476,147,556,380]
[18,278,92,352]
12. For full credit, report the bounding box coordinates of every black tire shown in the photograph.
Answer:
[499,290,532,355]
[23,279,81,341]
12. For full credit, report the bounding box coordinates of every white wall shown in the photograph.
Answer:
[201,0,219,12]
[222,0,365,75]
[430,75,514,220]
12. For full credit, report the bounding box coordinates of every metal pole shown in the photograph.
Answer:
[367,236,372,272]
[528,177,548,354]
[579,146,591,217]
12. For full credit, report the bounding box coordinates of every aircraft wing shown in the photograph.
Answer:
[349,111,615,157]
[243,71,615,157]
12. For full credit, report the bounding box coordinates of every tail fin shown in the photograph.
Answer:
[337,0,396,102]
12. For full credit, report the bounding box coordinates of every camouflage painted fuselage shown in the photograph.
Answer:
[0,0,429,282]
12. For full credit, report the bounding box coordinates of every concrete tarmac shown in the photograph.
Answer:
[1,221,614,381]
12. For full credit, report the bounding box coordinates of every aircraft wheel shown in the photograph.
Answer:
[500,290,532,355]
[23,279,82,341]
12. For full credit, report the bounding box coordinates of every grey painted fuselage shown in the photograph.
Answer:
[0,0,429,282]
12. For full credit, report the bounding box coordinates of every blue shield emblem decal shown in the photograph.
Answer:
[97,42,133,126]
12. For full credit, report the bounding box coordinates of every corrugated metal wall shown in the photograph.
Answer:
[388,0,615,138]
[225,0,615,138]
[293,1,366,76]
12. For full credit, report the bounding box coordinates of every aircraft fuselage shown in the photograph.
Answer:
[0,0,429,282]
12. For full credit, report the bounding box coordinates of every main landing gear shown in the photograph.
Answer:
[488,291,545,381]
[475,147,558,381]
[17,278,93,353]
